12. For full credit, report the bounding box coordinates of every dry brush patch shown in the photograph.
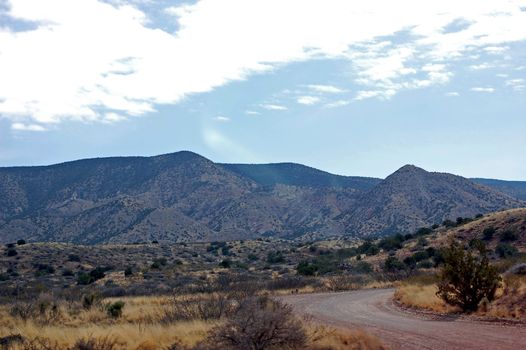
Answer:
[1,292,384,350]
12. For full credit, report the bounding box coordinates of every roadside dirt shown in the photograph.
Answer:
[282,288,526,350]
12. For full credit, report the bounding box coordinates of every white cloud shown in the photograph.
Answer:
[11,122,47,131]
[471,87,495,93]
[483,46,509,54]
[445,91,460,97]
[297,96,321,105]
[260,104,287,111]
[354,90,389,101]
[306,85,346,93]
[1,0,526,126]
[245,110,260,115]
[102,112,127,123]
[469,63,494,70]
[213,115,230,122]
[505,78,526,91]
[324,100,350,108]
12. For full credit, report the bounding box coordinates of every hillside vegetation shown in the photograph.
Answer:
[0,152,524,244]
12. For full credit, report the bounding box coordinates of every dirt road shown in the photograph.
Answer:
[283,288,526,350]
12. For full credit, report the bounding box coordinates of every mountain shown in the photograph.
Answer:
[0,153,524,244]
[220,163,381,190]
[339,165,525,236]
[471,178,526,201]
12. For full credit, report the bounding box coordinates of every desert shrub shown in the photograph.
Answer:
[247,253,258,261]
[500,230,518,242]
[71,336,121,350]
[482,227,496,240]
[34,263,55,276]
[416,260,433,269]
[266,251,285,264]
[412,250,429,262]
[495,243,518,258]
[77,267,109,285]
[266,276,310,291]
[68,254,81,262]
[6,248,17,257]
[437,241,501,312]
[124,266,133,277]
[416,237,428,247]
[357,241,379,256]
[17,239,26,245]
[219,259,232,268]
[9,294,62,324]
[415,227,433,236]
[403,256,416,269]
[443,219,455,227]
[161,293,233,322]
[77,273,93,285]
[335,248,357,259]
[352,261,373,274]
[297,261,317,276]
[378,234,404,251]
[205,296,306,350]
[105,301,125,318]
[62,269,74,277]
[383,256,405,273]
[82,294,99,310]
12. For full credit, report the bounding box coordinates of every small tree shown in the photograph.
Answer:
[437,241,500,312]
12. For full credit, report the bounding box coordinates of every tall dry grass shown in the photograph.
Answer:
[0,293,385,350]
[395,274,526,319]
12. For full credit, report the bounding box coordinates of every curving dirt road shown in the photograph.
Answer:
[283,289,526,350]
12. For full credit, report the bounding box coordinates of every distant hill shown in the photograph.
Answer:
[471,178,526,201]
[340,165,525,236]
[221,163,381,190]
[0,152,524,244]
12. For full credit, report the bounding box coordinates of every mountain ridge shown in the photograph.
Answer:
[0,151,524,244]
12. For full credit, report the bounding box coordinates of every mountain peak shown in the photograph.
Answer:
[386,164,428,180]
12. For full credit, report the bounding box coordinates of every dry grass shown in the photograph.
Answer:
[307,325,386,350]
[394,283,456,313]
[395,274,526,319]
[0,293,385,350]
[483,274,526,319]
[0,295,214,349]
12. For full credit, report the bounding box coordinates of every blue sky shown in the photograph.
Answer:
[0,0,525,179]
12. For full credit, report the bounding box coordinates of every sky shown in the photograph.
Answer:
[0,0,525,180]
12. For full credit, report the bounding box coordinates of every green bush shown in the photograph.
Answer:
[437,241,501,312]
[124,267,133,277]
[296,261,317,276]
[266,251,285,264]
[500,230,518,242]
[353,261,373,274]
[16,239,26,245]
[105,301,125,318]
[219,259,232,268]
[378,234,404,251]
[383,256,406,272]
[482,227,495,240]
[6,249,17,257]
[495,243,518,258]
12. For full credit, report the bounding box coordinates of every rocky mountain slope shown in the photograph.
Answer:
[0,152,523,243]
[340,165,524,236]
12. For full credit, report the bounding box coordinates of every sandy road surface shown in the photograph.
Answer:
[282,288,526,350]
